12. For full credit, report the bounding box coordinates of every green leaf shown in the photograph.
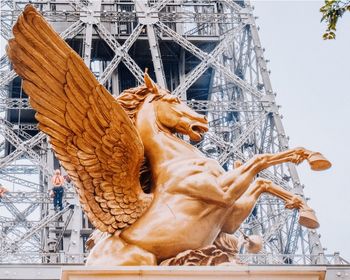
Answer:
[320,0,349,40]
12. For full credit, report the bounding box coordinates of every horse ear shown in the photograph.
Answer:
[144,68,159,95]
[144,68,153,90]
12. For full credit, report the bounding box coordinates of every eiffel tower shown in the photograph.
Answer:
[0,0,346,266]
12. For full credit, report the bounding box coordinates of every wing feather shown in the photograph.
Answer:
[14,22,67,81]
[66,73,90,108]
[67,56,94,94]
[24,81,66,116]
[7,5,152,233]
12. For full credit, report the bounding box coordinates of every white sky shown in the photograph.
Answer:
[251,0,350,260]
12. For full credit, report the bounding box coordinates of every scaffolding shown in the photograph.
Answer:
[0,0,347,265]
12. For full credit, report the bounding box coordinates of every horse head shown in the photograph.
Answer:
[153,92,208,141]
[117,71,209,142]
[144,73,209,142]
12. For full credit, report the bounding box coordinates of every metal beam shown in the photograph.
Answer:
[147,24,167,88]
[172,24,247,97]
[1,205,73,253]
[94,23,144,84]
[156,21,263,99]
[0,132,46,169]
[98,23,144,85]
[0,173,40,190]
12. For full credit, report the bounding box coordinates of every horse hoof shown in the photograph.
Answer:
[307,152,332,171]
[298,208,320,229]
[244,235,263,254]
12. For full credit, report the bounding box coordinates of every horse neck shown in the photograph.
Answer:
[135,102,201,173]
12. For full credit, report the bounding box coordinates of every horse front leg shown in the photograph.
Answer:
[259,179,320,229]
[222,178,267,234]
[222,178,319,234]
[219,147,329,199]
[240,147,313,174]
[241,147,331,174]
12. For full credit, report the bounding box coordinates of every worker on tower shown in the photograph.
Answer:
[0,184,9,200]
[50,169,65,212]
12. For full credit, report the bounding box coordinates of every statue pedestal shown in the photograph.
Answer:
[61,266,326,280]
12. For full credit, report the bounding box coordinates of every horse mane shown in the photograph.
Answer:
[116,85,151,124]
[116,85,155,194]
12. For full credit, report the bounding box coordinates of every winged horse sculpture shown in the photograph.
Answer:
[7,5,331,266]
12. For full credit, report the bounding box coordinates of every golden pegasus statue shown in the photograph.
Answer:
[7,5,332,266]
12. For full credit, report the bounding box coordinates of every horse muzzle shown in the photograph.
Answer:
[189,123,209,141]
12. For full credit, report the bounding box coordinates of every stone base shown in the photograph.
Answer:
[61,266,326,280]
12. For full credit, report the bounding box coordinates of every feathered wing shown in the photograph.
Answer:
[6,5,152,233]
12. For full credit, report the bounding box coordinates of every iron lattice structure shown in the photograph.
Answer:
[0,0,347,265]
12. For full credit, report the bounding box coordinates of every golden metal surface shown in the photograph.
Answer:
[7,5,331,266]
